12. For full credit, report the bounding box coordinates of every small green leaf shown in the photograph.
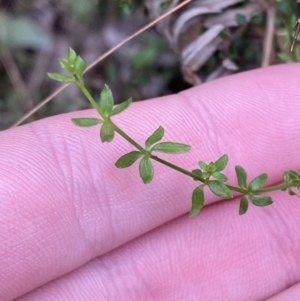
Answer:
[249,195,273,207]
[206,162,216,173]
[100,121,115,142]
[208,180,233,199]
[235,165,248,190]
[284,170,300,182]
[145,126,164,150]
[235,13,247,25]
[68,47,77,64]
[214,154,228,172]
[249,173,268,191]
[202,172,210,180]
[288,189,297,196]
[139,157,154,184]
[212,172,228,182]
[111,98,132,116]
[47,73,75,83]
[239,196,248,215]
[251,14,263,24]
[190,185,205,217]
[219,30,229,39]
[59,59,73,72]
[289,170,300,178]
[151,142,191,154]
[277,52,293,63]
[74,56,87,77]
[115,151,142,168]
[119,0,133,15]
[160,2,171,13]
[199,161,207,170]
[192,169,203,181]
[99,85,114,115]
[71,118,103,127]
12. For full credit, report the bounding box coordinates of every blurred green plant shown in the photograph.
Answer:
[0,14,50,51]
[118,0,134,15]
[276,0,300,62]
[130,35,166,85]
[160,1,172,13]
[64,0,96,21]
[277,14,300,62]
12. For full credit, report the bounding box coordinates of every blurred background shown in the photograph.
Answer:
[0,0,299,129]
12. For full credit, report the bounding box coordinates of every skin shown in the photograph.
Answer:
[1,64,300,301]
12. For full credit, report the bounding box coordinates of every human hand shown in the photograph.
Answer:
[1,65,300,301]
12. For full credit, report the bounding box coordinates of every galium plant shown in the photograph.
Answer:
[48,48,300,217]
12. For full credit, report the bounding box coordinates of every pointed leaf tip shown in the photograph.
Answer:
[190,185,205,217]
[68,47,77,64]
[115,151,142,168]
[192,169,203,181]
[111,97,132,116]
[249,195,273,207]
[249,173,268,191]
[100,121,115,142]
[235,165,248,190]
[71,118,103,127]
[151,142,191,154]
[47,73,75,83]
[199,161,207,170]
[239,196,248,215]
[215,154,229,172]
[139,157,154,184]
[145,126,165,150]
[74,55,87,76]
[208,180,232,199]
[99,85,114,115]
[212,172,228,182]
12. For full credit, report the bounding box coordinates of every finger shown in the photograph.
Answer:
[1,64,300,300]
[16,190,300,301]
[266,282,300,300]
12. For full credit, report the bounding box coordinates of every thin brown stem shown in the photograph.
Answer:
[262,6,276,67]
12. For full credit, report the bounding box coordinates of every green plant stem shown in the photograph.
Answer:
[78,81,104,117]
[114,122,290,195]
[113,121,290,195]
[76,79,290,197]
[77,79,145,153]
[113,125,145,153]
[113,123,210,184]
[254,183,287,193]
[150,154,202,178]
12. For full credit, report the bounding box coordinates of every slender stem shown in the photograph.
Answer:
[226,184,246,194]
[78,81,104,117]
[255,183,288,193]
[112,119,291,196]
[150,154,200,178]
[113,125,145,153]
[76,79,292,199]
